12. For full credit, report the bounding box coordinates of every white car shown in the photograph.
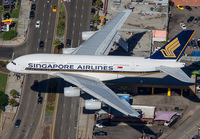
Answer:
[180,23,186,29]
[35,20,40,28]
[95,124,105,128]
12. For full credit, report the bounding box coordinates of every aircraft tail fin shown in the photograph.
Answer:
[150,30,195,61]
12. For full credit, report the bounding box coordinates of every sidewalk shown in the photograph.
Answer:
[0,0,30,46]
[0,72,24,134]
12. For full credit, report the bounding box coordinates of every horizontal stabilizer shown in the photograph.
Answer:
[156,66,194,83]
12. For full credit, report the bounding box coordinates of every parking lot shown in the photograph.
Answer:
[168,6,200,40]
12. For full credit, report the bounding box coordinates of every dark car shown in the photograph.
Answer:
[38,96,43,104]
[197,39,200,47]
[187,16,194,23]
[15,119,21,127]
[93,131,107,136]
[191,39,198,49]
[29,11,35,19]
[193,16,200,24]
[39,41,44,49]
[33,80,39,88]
[185,5,192,11]
[192,135,198,139]
[91,8,96,15]
[31,4,36,11]
[66,39,71,46]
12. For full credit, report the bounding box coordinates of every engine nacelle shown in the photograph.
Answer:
[62,48,76,55]
[64,86,80,97]
[82,31,97,40]
[85,99,101,110]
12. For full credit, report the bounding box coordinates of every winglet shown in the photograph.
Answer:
[150,30,196,61]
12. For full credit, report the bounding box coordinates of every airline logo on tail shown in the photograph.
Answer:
[160,37,180,58]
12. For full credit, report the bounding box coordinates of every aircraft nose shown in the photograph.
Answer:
[6,62,13,72]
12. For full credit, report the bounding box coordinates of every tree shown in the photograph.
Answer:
[92,14,100,24]
[0,91,8,111]
[8,99,18,107]
[10,89,18,98]
[95,0,103,10]
[0,6,4,14]
[54,39,61,47]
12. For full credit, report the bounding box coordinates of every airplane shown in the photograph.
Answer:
[7,9,195,117]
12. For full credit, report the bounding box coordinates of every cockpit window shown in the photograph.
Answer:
[11,61,16,65]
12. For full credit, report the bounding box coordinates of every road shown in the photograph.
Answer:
[53,0,92,139]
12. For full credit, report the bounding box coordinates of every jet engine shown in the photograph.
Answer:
[82,31,97,40]
[85,99,101,110]
[62,48,76,55]
[64,86,80,97]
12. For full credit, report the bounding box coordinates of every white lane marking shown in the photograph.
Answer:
[69,126,70,131]
[74,14,76,18]
[47,30,49,34]
[73,22,75,27]
[82,5,84,10]
[40,30,41,34]
[38,38,40,42]
[49,12,51,16]
[70,114,72,119]
[63,103,65,108]
[78,40,80,46]
[71,40,73,48]
[45,39,47,43]
[80,23,82,27]
[81,14,83,19]
[72,30,74,35]
[75,5,77,9]
[61,125,62,130]
[44,4,45,8]
[71,104,73,108]
[43,12,44,16]
[48,21,50,25]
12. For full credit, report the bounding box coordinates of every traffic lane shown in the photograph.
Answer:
[1,75,46,139]
[166,107,200,139]
[168,6,200,40]
[53,80,79,139]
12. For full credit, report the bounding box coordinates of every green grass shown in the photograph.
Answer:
[0,73,8,93]
[10,0,21,18]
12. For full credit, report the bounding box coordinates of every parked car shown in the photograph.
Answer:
[191,39,198,49]
[93,131,107,136]
[39,41,44,49]
[180,23,186,29]
[185,5,192,11]
[192,135,198,139]
[66,39,71,46]
[29,11,35,19]
[187,16,194,23]
[197,38,200,47]
[95,123,105,128]
[177,5,184,10]
[31,4,36,11]
[91,8,95,15]
[193,16,200,24]
[35,20,40,28]
[15,119,21,128]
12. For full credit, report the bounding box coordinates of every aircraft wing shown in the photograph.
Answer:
[156,66,194,83]
[54,73,140,117]
[71,10,131,56]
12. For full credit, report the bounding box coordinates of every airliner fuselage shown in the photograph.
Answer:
[7,54,185,81]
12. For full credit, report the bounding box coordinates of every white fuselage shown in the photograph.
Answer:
[7,54,185,81]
